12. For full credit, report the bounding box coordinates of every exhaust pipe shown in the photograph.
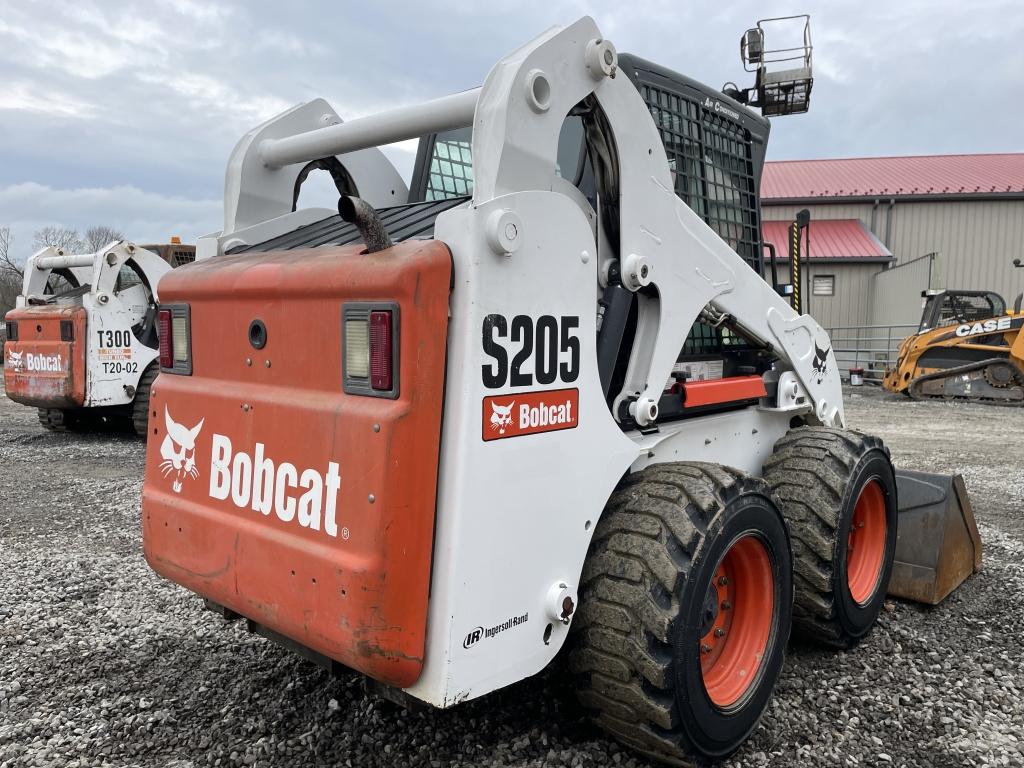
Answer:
[338,196,393,254]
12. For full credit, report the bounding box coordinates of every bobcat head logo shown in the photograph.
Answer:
[489,400,515,435]
[811,342,830,384]
[6,350,23,370]
[159,406,204,493]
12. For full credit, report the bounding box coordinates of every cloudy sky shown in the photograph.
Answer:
[1,0,1022,263]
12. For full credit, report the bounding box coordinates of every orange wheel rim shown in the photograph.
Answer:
[699,535,774,709]
[847,479,887,605]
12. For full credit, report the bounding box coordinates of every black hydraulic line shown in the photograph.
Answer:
[596,283,634,399]
[765,242,779,293]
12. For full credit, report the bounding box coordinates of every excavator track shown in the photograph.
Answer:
[908,358,1024,405]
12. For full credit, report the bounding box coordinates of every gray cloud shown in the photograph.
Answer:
[1,1,1022,263]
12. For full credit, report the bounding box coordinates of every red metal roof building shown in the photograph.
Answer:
[761,219,891,263]
[758,153,1024,332]
[762,153,1024,202]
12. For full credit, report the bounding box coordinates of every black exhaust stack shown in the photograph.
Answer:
[338,196,393,253]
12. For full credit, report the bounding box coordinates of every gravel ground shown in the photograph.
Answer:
[1,382,1022,768]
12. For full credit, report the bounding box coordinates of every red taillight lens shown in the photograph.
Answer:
[369,310,393,391]
[158,308,173,368]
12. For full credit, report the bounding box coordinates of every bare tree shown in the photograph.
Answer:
[84,225,126,252]
[33,226,83,254]
[0,227,18,277]
[0,272,19,316]
[0,228,21,316]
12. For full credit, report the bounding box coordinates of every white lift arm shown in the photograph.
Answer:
[470,16,843,425]
[210,16,844,427]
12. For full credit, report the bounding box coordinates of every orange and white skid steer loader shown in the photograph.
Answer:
[139,16,977,764]
[4,239,197,435]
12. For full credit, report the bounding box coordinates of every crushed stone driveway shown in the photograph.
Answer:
[1,382,1022,767]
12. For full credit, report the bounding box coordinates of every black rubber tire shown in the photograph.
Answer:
[132,365,159,438]
[570,462,793,764]
[763,427,898,649]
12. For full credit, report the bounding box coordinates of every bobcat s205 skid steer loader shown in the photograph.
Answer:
[4,239,196,435]
[140,16,977,763]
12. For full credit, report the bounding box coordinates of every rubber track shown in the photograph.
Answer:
[762,427,887,648]
[132,365,159,438]
[908,358,1024,406]
[569,462,771,765]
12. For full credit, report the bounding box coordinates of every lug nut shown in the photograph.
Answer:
[718,576,729,587]
[715,628,725,638]
[721,601,732,611]
[701,644,712,654]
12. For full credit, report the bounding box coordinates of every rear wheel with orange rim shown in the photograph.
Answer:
[847,479,888,605]
[571,462,793,763]
[764,427,898,648]
[699,534,775,708]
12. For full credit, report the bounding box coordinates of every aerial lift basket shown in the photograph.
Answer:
[740,15,813,116]
[890,470,982,604]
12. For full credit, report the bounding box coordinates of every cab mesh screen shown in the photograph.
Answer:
[638,82,763,355]
[638,83,762,274]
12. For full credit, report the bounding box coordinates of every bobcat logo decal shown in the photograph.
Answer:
[6,350,23,370]
[159,406,204,493]
[811,342,830,385]
[489,400,515,435]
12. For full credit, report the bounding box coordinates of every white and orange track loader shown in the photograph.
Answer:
[140,16,979,763]
[3,239,197,435]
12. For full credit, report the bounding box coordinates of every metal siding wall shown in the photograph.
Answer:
[806,263,876,329]
[770,261,876,328]
[763,203,875,227]
[868,256,933,326]
[764,199,1024,325]
[886,200,1024,304]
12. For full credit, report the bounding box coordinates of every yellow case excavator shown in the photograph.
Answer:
[884,289,1024,404]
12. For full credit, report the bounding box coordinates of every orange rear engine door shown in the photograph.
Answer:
[3,306,87,408]
[142,241,452,688]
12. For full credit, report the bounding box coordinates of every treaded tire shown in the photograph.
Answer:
[763,427,897,649]
[132,365,159,438]
[570,462,793,764]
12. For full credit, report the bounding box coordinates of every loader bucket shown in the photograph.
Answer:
[888,470,982,605]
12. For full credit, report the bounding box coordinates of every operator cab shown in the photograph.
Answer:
[918,289,1009,333]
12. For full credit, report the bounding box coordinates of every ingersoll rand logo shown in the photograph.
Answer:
[463,612,529,648]
[159,408,343,538]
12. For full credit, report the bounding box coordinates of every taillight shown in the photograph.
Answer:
[59,320,74,342]
[344,318,369,378]
[158,304,192,374]
[369,311,393,391]
[158,309,173,368]
[6,321,17,341]
[343,303,399,398]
